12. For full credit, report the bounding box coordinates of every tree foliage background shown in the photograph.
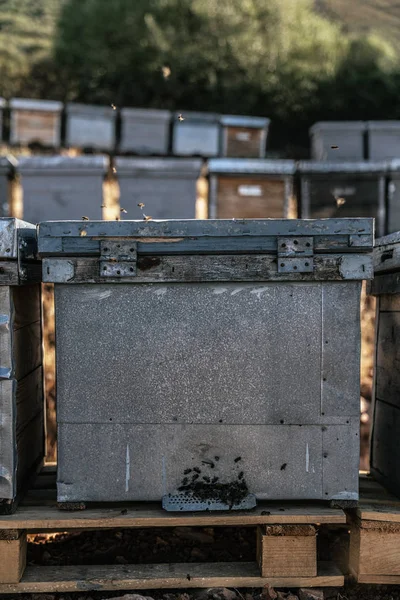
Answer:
[0,0,400,154]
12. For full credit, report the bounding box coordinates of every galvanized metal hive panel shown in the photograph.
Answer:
[66,103,117,151]
[115,158,202,219]
[0,218,43,506]
[370,231,400,497]
[309,122,366,161]
[18,156,107,223]
[119,109,171,154]
[38,218,373,506]
[367,121,400,161]
[172,112,220,157]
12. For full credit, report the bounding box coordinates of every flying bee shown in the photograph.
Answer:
[177,114,185,122]
[81,216,89,221]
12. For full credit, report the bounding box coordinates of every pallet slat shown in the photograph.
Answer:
[0,502,346,530]
[0,561,344,593]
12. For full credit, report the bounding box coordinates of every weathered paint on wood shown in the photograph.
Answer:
[42,254,372,284]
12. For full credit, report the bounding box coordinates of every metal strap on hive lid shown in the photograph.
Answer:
[162,492,257,512]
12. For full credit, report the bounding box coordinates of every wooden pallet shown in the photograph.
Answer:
[0,467,345,593]
[349,474,400,584]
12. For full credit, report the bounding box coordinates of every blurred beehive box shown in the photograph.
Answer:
[0,157,16,218]
[18,156,108,223]
[0,98,5,141]
[9,99,63,147]
[310,122,366,161]
[115,157,203,219]
[369,231,400,497]
[0,218,43,514]
[119,108,171,154]
[172,111,220,157]
[66,103,116,151]
[298,161,387,238]
[208,159,297,219]
[367,121,400,160]
[221,115,269,158]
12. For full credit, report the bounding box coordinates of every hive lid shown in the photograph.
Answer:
[17,155,108,174]
[367,121,400,131]
[208,158,296,175]
[66,103,117,119]
[121,107,171,120]
[309,121,366,134]
[298,160,387,174]
[174,111,220,123]
[221,115,270,128]
[114,157,203,175]
[38,218,373,258]
[10,98,63,112]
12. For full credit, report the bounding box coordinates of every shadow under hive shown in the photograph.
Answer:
[0,218,44,514]
[38,218,373,509]
[369,230,400,497]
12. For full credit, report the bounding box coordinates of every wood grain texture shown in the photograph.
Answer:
[0,499,345,529]
[0,532,26,583]
[257,526,317,577]
[224,127,264,158]
[39,233,372,257]
[13,111,60,146]
[42,253,371,284]
[352,528,400,576]
[0,561,344,593]
[216,176,288,219]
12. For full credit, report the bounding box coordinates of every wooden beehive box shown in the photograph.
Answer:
[66,103,117,151]
[0,98,5,142]
[208,159,297,219]
[298,161,388,238]
[310,122,366,161]
[221,115,269,158]
[0,218,43,514]
[119,108,171,154]
[9,99,62,147]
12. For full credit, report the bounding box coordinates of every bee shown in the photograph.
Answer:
[177,114,185,122]
[162,66,171,79]
[115,216,120,221]
[100,204,107,208]
[331,145,339,149]
[120,208,128,214]
[138,202,145,209]
[80,230,87,237]
[111,103,117,110]
[112,167,117,174]
[81,216,89,221]
[143,214,152,221]
[336,197,346,207]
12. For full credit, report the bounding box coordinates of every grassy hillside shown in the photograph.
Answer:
[317,0,400,49]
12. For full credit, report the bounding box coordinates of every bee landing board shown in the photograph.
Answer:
[0,218,43,513]
[38,218,373,507]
